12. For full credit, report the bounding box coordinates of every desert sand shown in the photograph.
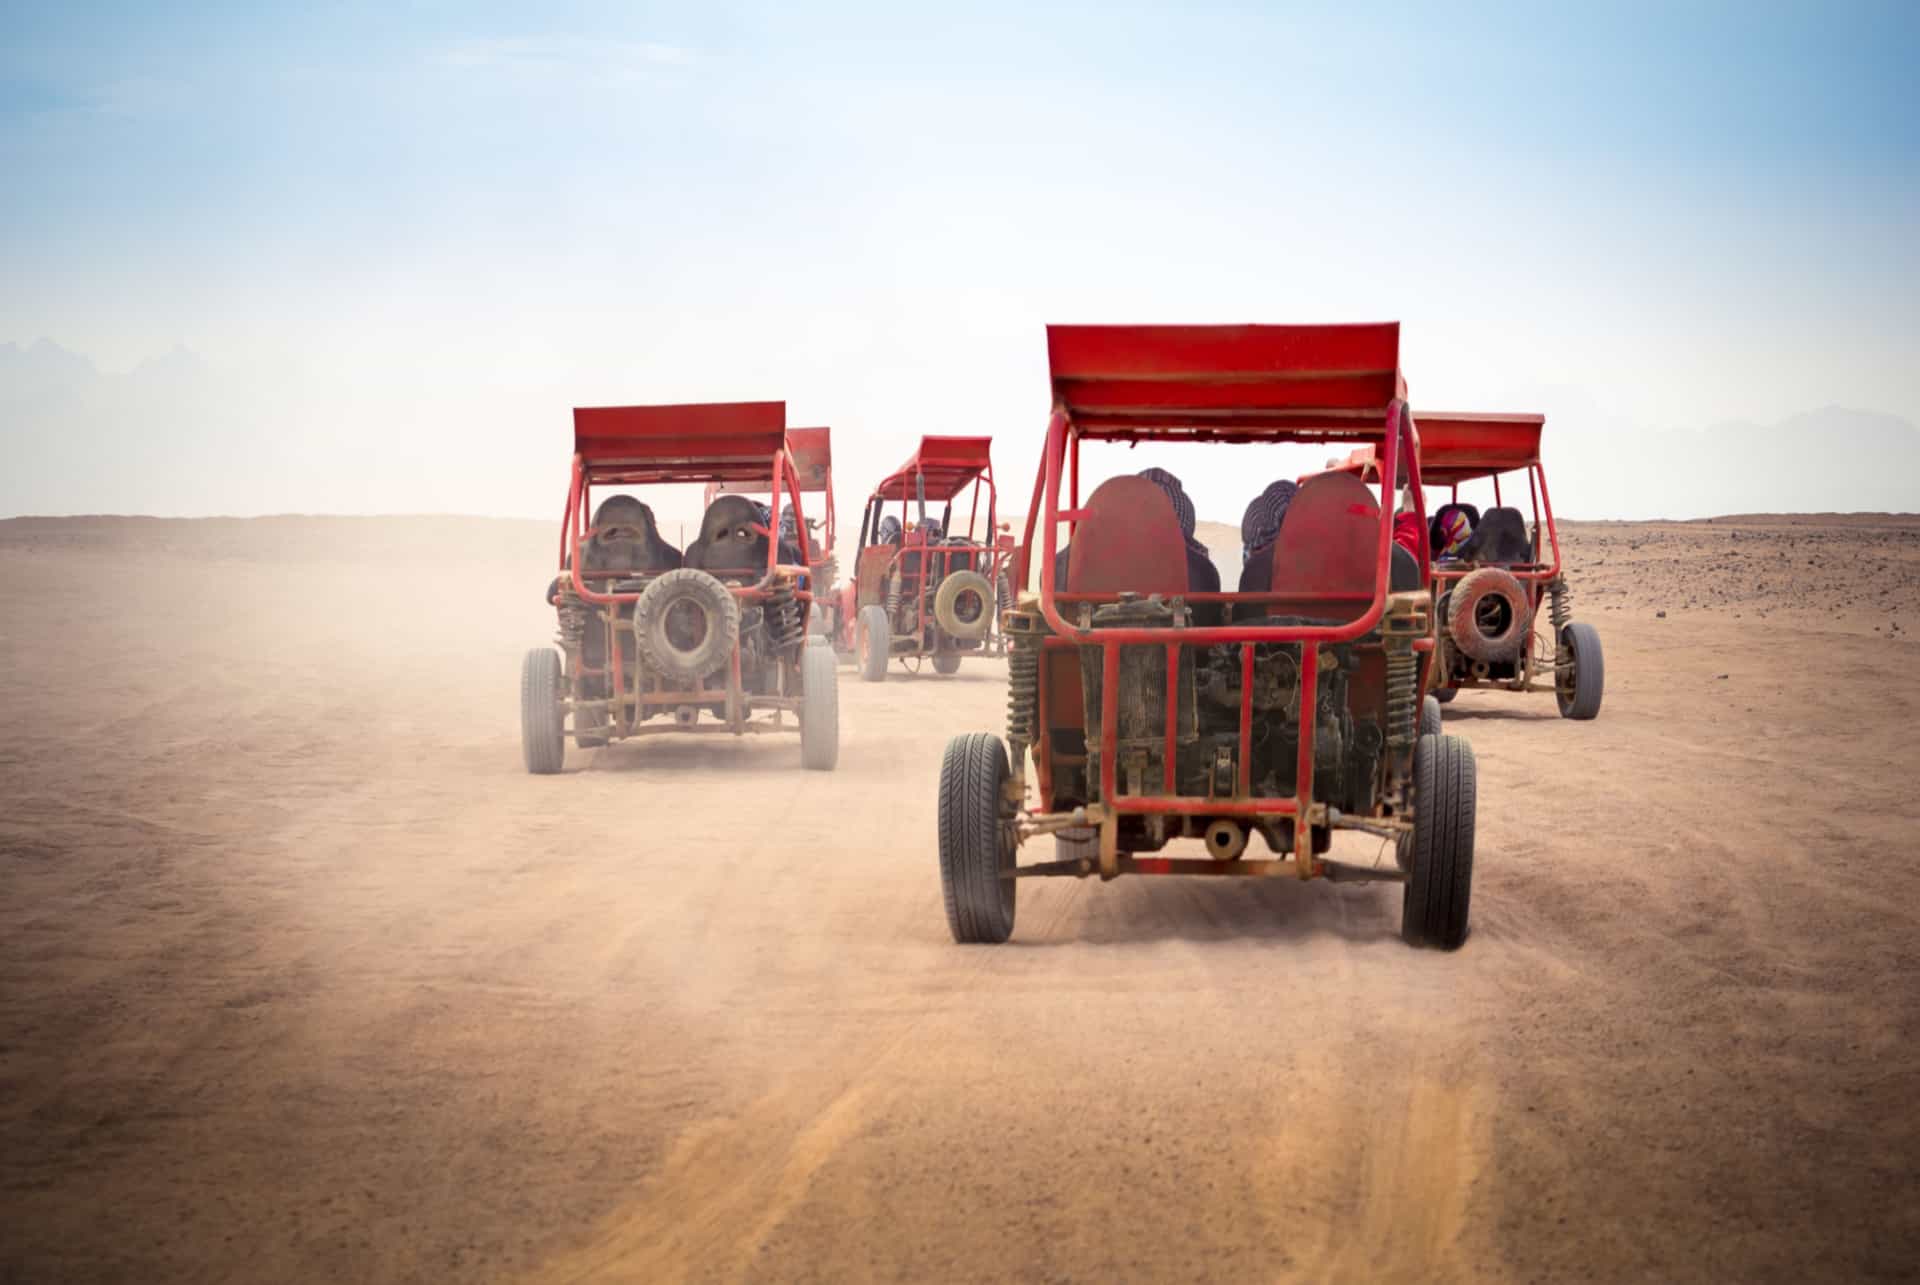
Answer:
[2,513,1917,1282]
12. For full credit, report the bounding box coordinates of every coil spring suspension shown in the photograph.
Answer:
[555,591,589,652]
[764,577,806,650]
[1006,625,1040,753]
[1385,648,1418,752]
[1548,576,1572,633]
[885,567,902,618]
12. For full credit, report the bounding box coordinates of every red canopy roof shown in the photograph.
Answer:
[871,435,994,503]
[1411,412,1545,485]
[1045,323,1406,442]
[1315,413,1545,487]
[572,401,786,484]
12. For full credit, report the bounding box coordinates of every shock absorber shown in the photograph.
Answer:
[1548,576,1573,633]
[1385,649,1418,753]
[1382,600,1422,755]
[885,566,902,618]
[1005,620,1040,757]
[555,589,589,655]
[764,576,805,650]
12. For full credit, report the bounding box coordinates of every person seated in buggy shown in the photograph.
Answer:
[1453,505,1531,564]
[1235,475,1422,621]
[1053,468,1221,624]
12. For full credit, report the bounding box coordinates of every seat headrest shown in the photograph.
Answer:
[1065,476,1189,596]
[1268,471,1382,612]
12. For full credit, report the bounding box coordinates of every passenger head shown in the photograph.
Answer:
[1136,467,1196,539]
[1434,507,1473,558]
[1240,480,1298,561]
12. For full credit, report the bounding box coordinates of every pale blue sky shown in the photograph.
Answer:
[2,2,1916,519]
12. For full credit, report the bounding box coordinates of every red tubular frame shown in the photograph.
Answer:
[1021,399,1427,838]
[552,413,822,738]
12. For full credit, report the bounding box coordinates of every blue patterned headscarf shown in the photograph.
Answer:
[1136,467,1210,560]
[1241,480,1297,561]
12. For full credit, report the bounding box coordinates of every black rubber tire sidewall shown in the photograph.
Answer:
[634,569,740,681]
[1401,733,1475,949]
[934,570,995,641]
[520,648,565,775]
[1557,620,1605,720]
[801,642,840,770]
[858,604,891,682]
[938,733,1015,943]
[932,653,962,675]
[1447,567,1533,663]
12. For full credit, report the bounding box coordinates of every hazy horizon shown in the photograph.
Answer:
[4,3,1915,522]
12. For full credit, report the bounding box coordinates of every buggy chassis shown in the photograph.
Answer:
[938,324,1478,948]
[846,435,1008,679]
[1331,411,1603,718]
[520,401,838,773]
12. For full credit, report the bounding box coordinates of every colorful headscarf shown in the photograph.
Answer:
[1241,480,1298,561]
[1434,508,1473,558]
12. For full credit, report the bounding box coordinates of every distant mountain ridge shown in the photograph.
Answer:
[3,338,1917,521]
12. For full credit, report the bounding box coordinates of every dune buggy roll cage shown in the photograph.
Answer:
[856,435,998,553]
[854,436,1006,641]
[1013,324,1433,866]
[564,402,819,604]
[701,425,836,554]
[1333,411,1560,590]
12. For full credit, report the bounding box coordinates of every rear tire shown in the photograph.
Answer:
[1421,694,1442,738]
[932,653,962,676]
[938,733,1016,943]
[858,604,891,683]
[800,642,839,771]
[520,648,565,775]
[1401,733,1475,949]
[1557,621,1605,720]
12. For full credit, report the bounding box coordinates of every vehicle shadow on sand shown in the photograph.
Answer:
[1013,875,1402,947]
[564,737,813,777]
[1435,704,1563,724]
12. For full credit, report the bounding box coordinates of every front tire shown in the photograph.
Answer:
[800,642,839,771]
[1401,733,1476,949]
[1557,621,1605,720]
[938,733,1016,943]
[858,604,891,683]
[520,648,565,775]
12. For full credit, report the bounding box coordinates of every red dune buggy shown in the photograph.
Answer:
[520,401,839,774]
[842,435,1009,680]
[1331,412,1602,719]
[938,323,1477,948]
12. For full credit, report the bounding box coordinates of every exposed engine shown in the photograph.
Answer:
[1056,597,1387,851]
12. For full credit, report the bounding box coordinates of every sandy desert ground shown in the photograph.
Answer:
[2,512,1918,1283]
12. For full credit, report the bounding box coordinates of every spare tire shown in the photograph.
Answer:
[633,568,739,681]
[1446,567,1533,663]
[934,569,995,641]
